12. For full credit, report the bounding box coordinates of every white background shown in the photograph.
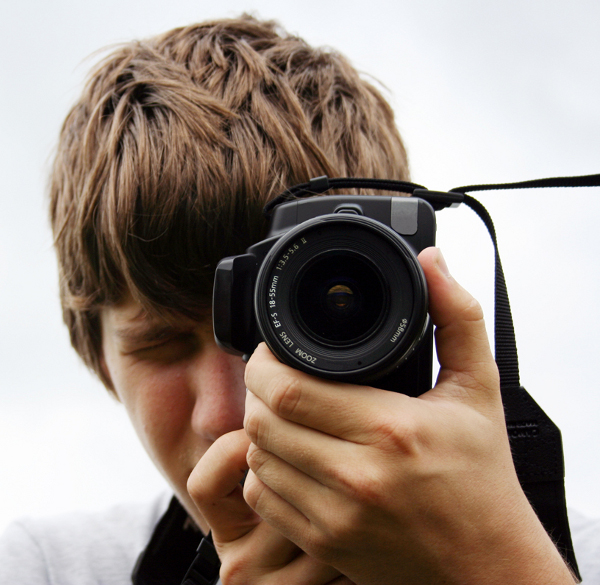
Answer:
[1,0,599,534]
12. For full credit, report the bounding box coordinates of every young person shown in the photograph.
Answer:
[0,15,587,584]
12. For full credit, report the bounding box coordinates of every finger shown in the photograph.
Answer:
[243,461,359,585]
[187,429,259,543]
[245,343,413,442]
[245,439,335,514]
[418,247,500,401]
[277,553,349,585]
[224,543,347,585]
[245,389,340,473]
[188,430,303,565]
[243,466,312,549]
[231,516,306,567]
[245,389,382,489]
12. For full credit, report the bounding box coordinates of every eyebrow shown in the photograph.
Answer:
[114,321,195,347]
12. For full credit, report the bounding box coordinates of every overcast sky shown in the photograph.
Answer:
[1,0,600,534]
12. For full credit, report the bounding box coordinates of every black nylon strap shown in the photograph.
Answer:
[133,497,203,585]
[452,173,600,194]
[181,472,250,585]
[447,174,600,581]
[460,194,520,388]
[181,532,220,585]
[457,194,579,579]
[263,176,426,216]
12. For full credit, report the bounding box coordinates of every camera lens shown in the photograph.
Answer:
[293,251,386,345]
[254,213,428,383]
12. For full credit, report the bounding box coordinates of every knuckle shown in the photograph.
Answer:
[266,370,304,419]
[243,408,262,444]
[327,513,358,545]
[220,553,255,585]
[245,445,268,474]
[218,562,237,585]
[371,413,421,457]
[459,295,485,323]
[305,528,338,563]
[336,463,389,508]
[242,473,265,512]
[243,351,260,389]
[186,468,207,504]
[307,505,364,563]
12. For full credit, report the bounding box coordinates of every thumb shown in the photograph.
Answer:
[418,247,500,405]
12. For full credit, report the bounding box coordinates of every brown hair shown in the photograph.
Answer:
[49,14,410,388]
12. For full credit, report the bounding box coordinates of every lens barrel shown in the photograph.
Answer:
[254,214,428,383]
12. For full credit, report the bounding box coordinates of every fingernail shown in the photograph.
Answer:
[435,248,451,278]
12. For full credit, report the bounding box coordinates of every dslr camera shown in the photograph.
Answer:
[213,192,435,396]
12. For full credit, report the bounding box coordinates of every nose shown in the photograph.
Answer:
[188,342,247,442]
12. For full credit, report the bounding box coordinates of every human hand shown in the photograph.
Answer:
[187,428,355,584]
[241,247,575,585]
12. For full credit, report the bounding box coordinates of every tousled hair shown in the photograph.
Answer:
[49,14,410,389]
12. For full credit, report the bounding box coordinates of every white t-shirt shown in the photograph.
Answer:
[1,494,598,583]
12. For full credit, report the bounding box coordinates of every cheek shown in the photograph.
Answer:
[111,361,198,477]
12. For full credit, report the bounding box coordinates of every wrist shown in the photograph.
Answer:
[448,498,576,585]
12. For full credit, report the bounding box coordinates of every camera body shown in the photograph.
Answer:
[213,194,436,396]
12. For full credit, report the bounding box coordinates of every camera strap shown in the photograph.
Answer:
[264,172,600,580]
[181,531,220,585]
[450,177,597,582]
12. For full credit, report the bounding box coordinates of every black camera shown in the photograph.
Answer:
[213,193,436,396]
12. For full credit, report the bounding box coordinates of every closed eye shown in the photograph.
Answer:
[126,332,200,362]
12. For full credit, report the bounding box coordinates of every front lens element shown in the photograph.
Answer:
[326,284,354,310]
[294,252,386,345]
